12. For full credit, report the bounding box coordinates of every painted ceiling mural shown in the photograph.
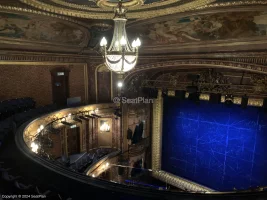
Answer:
[128,12,267,46]
[0,12,89,46]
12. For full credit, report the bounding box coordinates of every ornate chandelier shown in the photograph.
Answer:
[100,0,141,74]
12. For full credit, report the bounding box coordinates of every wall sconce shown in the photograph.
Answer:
[70,125,77,129]
[95,108,99,113]
[100,121,110,132]
[61,117,66,122]
[31,142,39,153]
[67,113,72,120]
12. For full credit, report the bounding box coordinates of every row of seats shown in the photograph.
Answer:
[0,104,58,151]
[0,98,36,121]
[96,148,112,159]
[69,153,95,173]
[0,102,73,199]
[73,148,113,173]
[0,161,71,200]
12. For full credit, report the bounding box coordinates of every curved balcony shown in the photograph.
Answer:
[10,103,267,200]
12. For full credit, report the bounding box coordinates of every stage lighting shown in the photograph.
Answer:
[225,94,233,106]
[241,95,248,109]
[209,93,221,104]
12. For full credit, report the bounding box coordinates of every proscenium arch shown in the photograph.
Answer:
[123,59,267,84]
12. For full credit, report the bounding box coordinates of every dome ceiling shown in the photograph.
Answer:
[17,0,267,19]
[1,0,267,54]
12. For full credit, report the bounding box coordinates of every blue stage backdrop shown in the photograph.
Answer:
[162,97,267,191]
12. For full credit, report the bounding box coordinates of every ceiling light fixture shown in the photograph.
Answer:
[100,0,141,74]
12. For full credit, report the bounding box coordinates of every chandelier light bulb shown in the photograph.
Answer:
[100,37,107,46]
[120,37,126,46]
[115,40,119,47]
[136,38,141,47]
[132,40,137,48]
[117,81,123,88]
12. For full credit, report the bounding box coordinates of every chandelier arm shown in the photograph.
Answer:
[102,46,107,59]
[121,46,125,73]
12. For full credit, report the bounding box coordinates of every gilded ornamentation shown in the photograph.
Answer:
[167,90,175,96]
[198,70,230,93]
[97,0,144,8]
[251,74,267,93]
[124,60,267,82]
[19,0,215,19]
[152,89,162,170]
[233,97,242,105]
[51,0,179,11]
[248,98,264,107]
[199,94,209,101]
[23,104,117,148]
[198,1,267,10]
[0,5,89,28]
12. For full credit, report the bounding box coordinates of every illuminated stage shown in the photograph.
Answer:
[152,91,267,192]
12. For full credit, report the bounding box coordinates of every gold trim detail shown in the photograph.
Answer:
[51,0,179,11]
[167,93,263,107]
[248,98,264,107]
[233,97,242,105]
[152,89,163,170]
[167,90,175,97]
[19,0,215,19]
[199,94,210,101]
[197,1,267,9]
[0,5,90,28]
[97,0,144,8]
[124,60,267,82]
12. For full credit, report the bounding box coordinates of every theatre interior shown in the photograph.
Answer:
[0,0,267,199]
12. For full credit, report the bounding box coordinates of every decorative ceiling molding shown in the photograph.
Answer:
[197,0,267,10]
[124,59,267,82]
[19,0,215,19]
[137,69,267,98]
[0,5,90,28]
[96,0,144,8]
[51,0,179,11]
